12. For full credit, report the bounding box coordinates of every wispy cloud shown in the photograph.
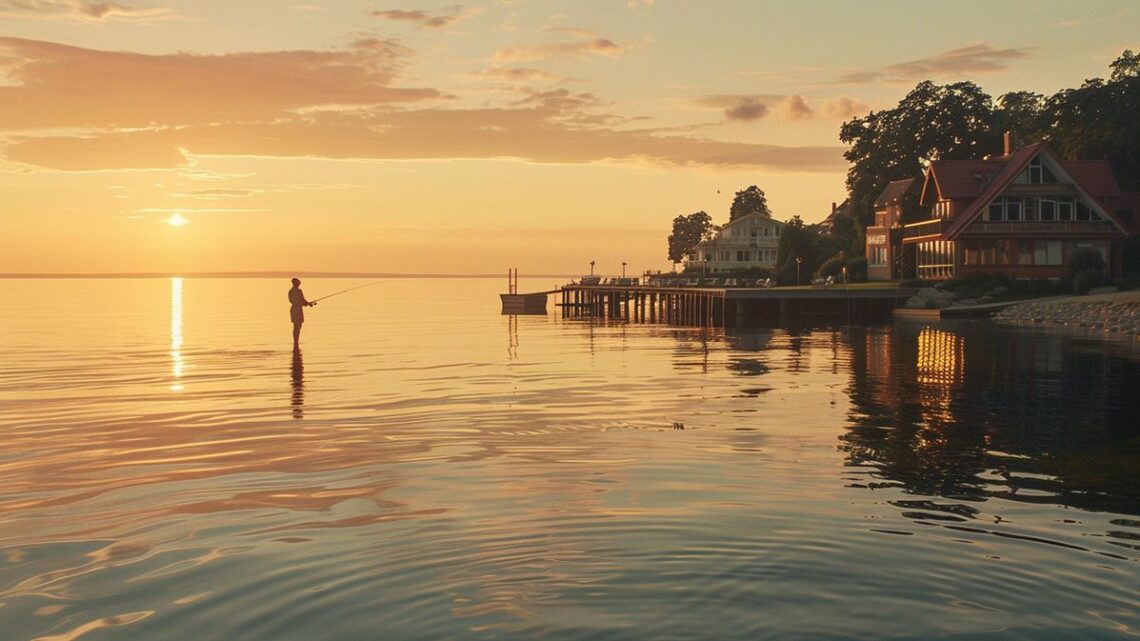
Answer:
[0,38,844,174]
[836,42,1032,84]
[473,66,565,84]
[372,5,483,30]
[0,0,178,21]
[0,37,439,130]
[494,29,628,63]
[172,188,259,199]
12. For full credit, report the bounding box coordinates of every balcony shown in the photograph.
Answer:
[959,221,1119,237]
[902,218,943,241]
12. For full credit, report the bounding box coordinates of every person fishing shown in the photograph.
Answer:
[289,277,316,349]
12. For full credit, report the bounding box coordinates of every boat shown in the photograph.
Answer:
[500,292,548,314]
[500,268,550,315]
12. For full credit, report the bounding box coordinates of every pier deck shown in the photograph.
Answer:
[560,284,917,327]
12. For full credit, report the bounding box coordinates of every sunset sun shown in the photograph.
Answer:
[164,213,189,227]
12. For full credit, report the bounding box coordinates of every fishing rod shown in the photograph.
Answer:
[309,281,383,304]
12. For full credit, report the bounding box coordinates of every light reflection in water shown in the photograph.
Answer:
[916,327,964,424]
[170,277,184,391]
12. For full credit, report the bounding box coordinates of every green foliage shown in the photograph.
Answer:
[728,185,772,222]
[1068,247,1107,274]
[1068,248,1106,294]
[667,211,714,263]
[844,256,868,283]
[1031,50,1140,191]
[1072,269,1100,295]
[775,220,841,285]
[1123,237,1140,275]
[815,254,846,279]
[839,80,1002,229]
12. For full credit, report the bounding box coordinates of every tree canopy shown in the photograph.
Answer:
[729,185,772,222]
[839,80,1000,229]
[839,50,1140,233]
[667,211,715,264]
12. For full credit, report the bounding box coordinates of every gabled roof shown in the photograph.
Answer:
[721,211,784,230]
[874,179,915,208]
[937,143,1132,238]
[920,159,1005,205]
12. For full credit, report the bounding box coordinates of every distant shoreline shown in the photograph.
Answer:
[0,272,574,280]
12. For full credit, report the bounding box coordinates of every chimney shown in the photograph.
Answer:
[831,202,837,214]
[1003,131,1015,156]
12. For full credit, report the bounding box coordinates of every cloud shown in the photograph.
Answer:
[372,5,482,30]
[4,106,846,173]
[820,95,869,119]
[724,96,769,122]
[836,42,1032,84]
[0,0,177,21]
[475,66,564,84]
[775,95,814,121]
[173,188,259,199]
[0,38,845,174]
[494,30,627,63]
[0,37,439,130]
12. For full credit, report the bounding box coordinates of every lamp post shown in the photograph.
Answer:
[622,262,627,279]
[589,260,595,276]
[702,257,708,283]
[795,257,802,286]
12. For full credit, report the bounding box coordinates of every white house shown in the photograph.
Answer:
[689,211,786,272]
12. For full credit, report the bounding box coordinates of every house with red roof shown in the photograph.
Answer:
[882,134,1138,281]
[865,179,915,281]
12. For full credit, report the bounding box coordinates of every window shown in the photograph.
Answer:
[1058,198,1073,221]
[987,201,1004,222]
[1027,157,1043,183]
[1006,199,1022,221]
[1040,198,1056,222]
[1033,241,1062,266]
[774,227,780,237]
[1018,241,1033,265]
[736,251,747,262]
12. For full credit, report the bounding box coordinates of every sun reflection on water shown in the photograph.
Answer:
[170,277,184,392]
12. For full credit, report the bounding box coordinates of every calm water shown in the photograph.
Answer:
[1,278,1138,640]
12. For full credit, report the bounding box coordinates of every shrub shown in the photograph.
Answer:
[844,257,868,283]
[815,254,846,279]
[1068,247,1106,274]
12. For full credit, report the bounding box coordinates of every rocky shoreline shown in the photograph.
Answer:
[993,293,1140,337]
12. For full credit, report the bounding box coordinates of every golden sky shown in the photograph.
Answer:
[2,0,1137,275]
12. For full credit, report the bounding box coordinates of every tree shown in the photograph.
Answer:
[667,211,714,264]
[1037,50,1140,191]
[729,185,771,222]
[839,81,1002,230]
[774,217,840,285]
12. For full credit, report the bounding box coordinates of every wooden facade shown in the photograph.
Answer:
[895,139,1137,281]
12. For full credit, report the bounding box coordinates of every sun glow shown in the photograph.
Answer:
[164,213,190,227]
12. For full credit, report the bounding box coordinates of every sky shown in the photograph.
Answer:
[1,0,1137,276]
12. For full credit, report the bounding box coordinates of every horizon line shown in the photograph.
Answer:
[0,271,578,279]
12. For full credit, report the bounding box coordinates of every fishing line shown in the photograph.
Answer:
[309,281,384,303]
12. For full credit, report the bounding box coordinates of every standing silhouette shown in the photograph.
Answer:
[289,278,315,348]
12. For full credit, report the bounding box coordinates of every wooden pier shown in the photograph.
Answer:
[560,284,917,328]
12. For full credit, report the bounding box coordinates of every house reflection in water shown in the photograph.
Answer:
[915,327,965,426]
[842,322,1140,516]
